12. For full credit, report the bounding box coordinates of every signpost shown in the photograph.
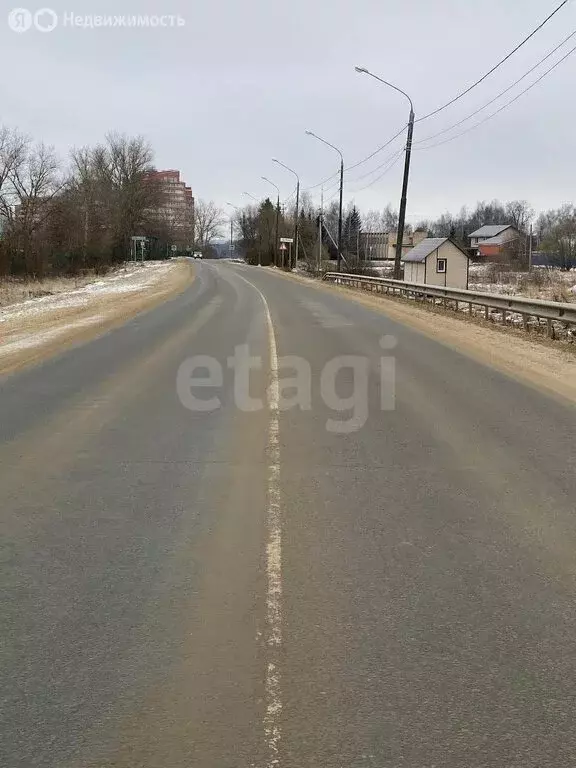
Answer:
[280,238,294,270]
[130,236,147,263]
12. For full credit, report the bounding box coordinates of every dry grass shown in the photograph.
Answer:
[0,274,102,309]
[0,261,194,376]
[468,264,576,303]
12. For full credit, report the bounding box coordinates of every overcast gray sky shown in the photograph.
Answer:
[2,0,575,220]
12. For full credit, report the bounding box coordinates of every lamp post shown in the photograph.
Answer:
[305,131,344,272]
[262,176,281,268]
[355,66,415,280]
[226,202,239,260]
[272,158,300,270]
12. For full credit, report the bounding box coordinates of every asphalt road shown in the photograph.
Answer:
[2,260,576,768]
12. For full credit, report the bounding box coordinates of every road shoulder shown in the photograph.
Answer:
[0,260,194,376]
[262,267,576,407]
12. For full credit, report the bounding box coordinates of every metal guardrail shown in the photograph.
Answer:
[323,273,576,338]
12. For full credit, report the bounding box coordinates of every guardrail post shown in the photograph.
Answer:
[322,273,576,342]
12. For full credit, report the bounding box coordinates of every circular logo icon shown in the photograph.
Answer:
[8,7,32,33]
[34,7,58,32]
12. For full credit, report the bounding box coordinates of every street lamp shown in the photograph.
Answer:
[272,158,300,270]
[243,191,259,203]
[262,176,281,268]
[226,202,239,260]
[305,131,344,272]
[355,66,415,280]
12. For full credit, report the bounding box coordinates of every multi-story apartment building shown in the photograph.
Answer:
[146,170,195,248]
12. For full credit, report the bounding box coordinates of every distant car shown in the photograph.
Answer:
[192,252,203,259]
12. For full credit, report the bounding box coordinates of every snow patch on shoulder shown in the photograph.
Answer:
[0,262,172,325]
[0,316,104,357]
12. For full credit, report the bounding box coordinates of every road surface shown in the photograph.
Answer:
[2,260,576,767]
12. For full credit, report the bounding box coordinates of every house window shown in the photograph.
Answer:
[437,258,447,273]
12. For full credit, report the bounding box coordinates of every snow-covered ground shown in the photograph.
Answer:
[0,260,185,370]
[468,264,576,303]
[0,262,175,325]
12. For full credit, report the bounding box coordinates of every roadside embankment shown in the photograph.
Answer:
[0,260,193,375]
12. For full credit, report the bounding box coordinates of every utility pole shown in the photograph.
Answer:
[528,223,533,270]
[337,157,344,272]
[318,186,324,275]
[395,109,414,279]
[275,197,280,267]
[354,67,415,280]
[272,158,300,271]
[305,131,345,272]
[226,202,240,260]
[294,178,300,270]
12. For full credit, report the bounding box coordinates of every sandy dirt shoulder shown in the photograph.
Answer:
[0,260,194,376]
[272,268,576,407]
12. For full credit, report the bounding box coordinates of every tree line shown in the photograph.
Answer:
[233,194,576,270]
[0,125,223,279]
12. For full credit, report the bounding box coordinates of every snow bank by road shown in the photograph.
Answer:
[0,262,174,325]
[0,260,191,374]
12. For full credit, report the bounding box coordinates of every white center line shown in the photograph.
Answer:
[233,272,283,767]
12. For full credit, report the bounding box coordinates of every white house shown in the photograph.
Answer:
[402,238,470,289]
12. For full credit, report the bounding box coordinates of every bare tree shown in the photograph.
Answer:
[363,210,383,233]
[0,127,29,273]
[505,200,534,233]
[0,126,28,218]
[194,200,225,250]
[69,133,160,266]
[381,203,399,232]
[540,204,576,269]
[7,142,64,276]
[101,133,157,258]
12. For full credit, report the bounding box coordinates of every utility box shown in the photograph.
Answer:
[402,237,470,289]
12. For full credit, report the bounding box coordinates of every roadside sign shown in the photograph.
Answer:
[280,237,294,244]
[280,243,287,251]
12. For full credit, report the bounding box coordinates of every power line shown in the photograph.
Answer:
[325,186,341,203]
[282,185,298,205]
[347,148,404,183]
[415,40,576,150]
[344,123,408,172]
[304,170,339,191]
[303,122,407,192]
[414,28,576,145]
[302,2,569,197]
[321,178,342,197]
[350,153,403,193]
[417,0,571,122]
